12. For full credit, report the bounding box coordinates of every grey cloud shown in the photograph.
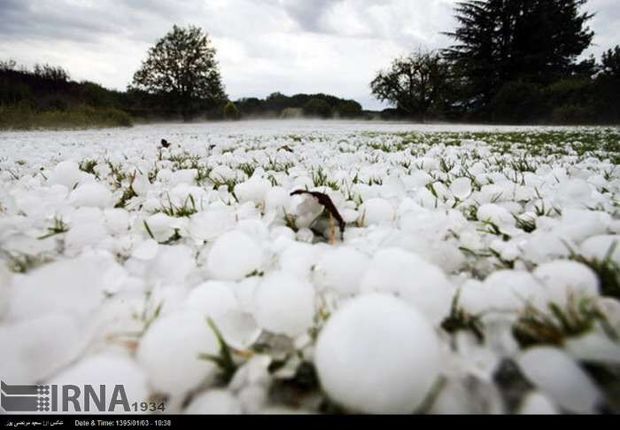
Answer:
[277,0,342,32]
[0,0,617,109]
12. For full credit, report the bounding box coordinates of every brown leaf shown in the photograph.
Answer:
[290,190,346,238]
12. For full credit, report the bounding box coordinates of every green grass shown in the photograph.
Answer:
[512,296,617,348]
[368,129,620,163]
[0,105,133,130]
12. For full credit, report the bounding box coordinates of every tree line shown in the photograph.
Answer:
[1,0,619,126]
[372,0,620,124]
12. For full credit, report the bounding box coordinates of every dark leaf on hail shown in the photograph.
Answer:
[290,190,346,236]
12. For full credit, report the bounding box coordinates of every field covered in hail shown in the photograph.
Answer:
[0,120,619,415]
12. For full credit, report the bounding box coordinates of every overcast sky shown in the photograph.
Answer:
[0,0,618,109]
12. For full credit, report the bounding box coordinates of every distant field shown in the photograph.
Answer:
[0,122,618,414]
[0,105,132,130]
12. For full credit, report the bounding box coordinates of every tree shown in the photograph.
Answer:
[223,101,241,120]
[591,46,620,123]
[33,64,69,82]
[601,46,620,79]
[444,0,594,113]
[130,25,227,120]
[370,51,451,120]
[303,98,333,118]
[336,100,363,118]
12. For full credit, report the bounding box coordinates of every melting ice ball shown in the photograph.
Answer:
[207,231,264,281]
[137,311,219,397]
[314,294,441,414]
[253,272,315,337]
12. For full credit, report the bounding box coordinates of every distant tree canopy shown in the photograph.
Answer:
[223,101,241,120]
[235,93,363,119]
[130,25,227,120]
[0,62,132,129]
[0,62,125,110]
[372,0,618,124]
[370,51,451,120]
[444,0,593,113]
[601,46,620,79]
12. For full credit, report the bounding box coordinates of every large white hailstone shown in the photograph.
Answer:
[359,198,395,226]
[418,157,440,172]
[186,282,261,349]
[360,248,454,325]
[481,270,546,312]
[91,293,145,343]
[168,185,207,209]
[597,297,620,333]
[49,353,149,413]
[278,241,323,278]
[517,347,602,414]
[235,277,260,313]
[477,204,516,227]
[171,169,198,185]
[47,160,84,188]
[430,181,450,199]
[0,314,82,384]
[521,231,574,264]
[229,353,271,388]
[478,184,508,203]
[408,170,433,188]
[104,208,130,234]
[185,390,242,414]
[554,209,610,243]
[69,182,113,208]
[580,235,620,265]
[270,225,296,242]
[132,239,159,261]
[518,392,559,415]
[533,260,599,305]
[341,207,359,223]
[295,228,315,243]
[565,332,620,365]
[449,177,473,200]
[253,272,315,337]
[155,168,173,183]
[236,201,261,221]
[143,213,176,242]
[137,311,219,396]
[216,310,262,350]
[8,254,125,321]
[149,245,196,284]
[515,185,537,202]
[415,187,439,209]
[210,165,237,182]
[207,231,264,281]
[188,208,235,242]
[131,172,151,196]
[313,247,369,296]
[64,221,108,252]
[314,294,441,414]
[264,186,291,215]
[187,281,239,319]
[237,219,270,242]
[555,179,593,208]
[234,178,272,205]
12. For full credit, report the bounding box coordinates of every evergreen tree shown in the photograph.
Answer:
[444,0,594,113]
[601,46,620,79]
